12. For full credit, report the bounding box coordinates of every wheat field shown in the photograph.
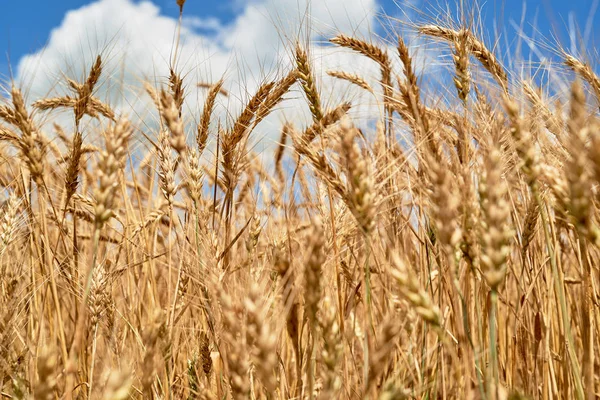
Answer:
[1,1,600,399]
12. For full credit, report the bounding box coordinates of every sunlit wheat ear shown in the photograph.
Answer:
[64,131,83,208]
[503,95,541,186]
[330,34,391,68]
[565,81,595,242]
[296,42,324,122]
[387,249,441,328]
[419,25,508,89]
[254,70,297,126]
[292,131,346,199]
[329,34,393,108]
[219,81,274,221]
[396,35,418,97]
[93,118,132,229]
[184,147,203,204]
[338,117,375,234]
[75,55,102,125]
[565,55,600,106]
[34,56,115,124]
[0,125,19,143]
[460,166,481,270]
[160,89,186,155]
[539,163,570,219]
[219,290,250,400]
[423,146,462,258]
[4,87,45,184]
[88,261,111,327]
[0,103,17,126]
[197,79,224,153]
[327,70,375,94]
[479,143,512,289]
[128,206,166,240]
[520,199,539,255]
[157,130,179,206]
[245,283,278,394]
[396,36,442,154]
[523,81,564,136]
[228,81,274,148]
[33,95,115,122]
[0,192,20,257]
[452,28,471,103]
[302,102,351,144]
[168,68,185,114]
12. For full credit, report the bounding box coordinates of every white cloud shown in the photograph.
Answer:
[16,0,396,155]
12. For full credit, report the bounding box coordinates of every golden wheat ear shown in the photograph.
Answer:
[565,54,600,106]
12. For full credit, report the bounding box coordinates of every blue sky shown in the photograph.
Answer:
[0,0,598,103]
[0,0,597,155]
[0,0,598,79]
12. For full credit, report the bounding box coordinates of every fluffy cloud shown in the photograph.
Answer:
[16,0,400,154]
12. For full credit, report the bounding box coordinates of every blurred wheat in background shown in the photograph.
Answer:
[0,0,600,399]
